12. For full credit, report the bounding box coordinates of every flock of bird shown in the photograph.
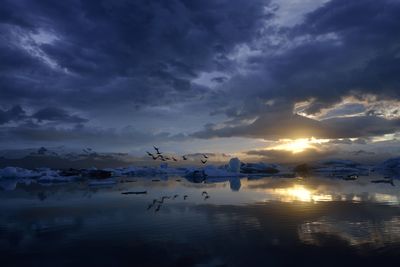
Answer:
[147,191,210,212]
[146,146,208,164]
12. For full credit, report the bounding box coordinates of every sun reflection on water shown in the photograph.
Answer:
[266,185,333,203]
[244,177,400,205]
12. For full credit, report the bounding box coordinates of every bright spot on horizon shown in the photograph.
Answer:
[270,137,329,153]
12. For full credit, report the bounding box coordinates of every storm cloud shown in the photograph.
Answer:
[32,107,88,123]
[193,113,400,140]
[1,0,400,156]
[0,105,26,125]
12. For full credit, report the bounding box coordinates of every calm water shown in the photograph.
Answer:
[1,175,400,267]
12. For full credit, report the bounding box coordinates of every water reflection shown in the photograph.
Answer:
[266,185,333,202]
[241,177,400,205]
[299,217,400,247]
[1,175,400,266]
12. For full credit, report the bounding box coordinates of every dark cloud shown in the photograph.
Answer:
[1,0,400,151]
[327,137,369,145]
[32,107,88,123]
[283,0,400,102]
[0,105,26,124]
[351,150,375,156]
[193,0,400,142]
[211,76,228,83]
[0,0,273,110]
[321,116,400,138]
[193,113,323,139]
[193,113,400,140]
[0,123,188,150]
[212,0,400,120]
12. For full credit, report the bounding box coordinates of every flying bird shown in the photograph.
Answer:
[153,146,161,155]
[151,154,161,160]
[183,195,188,200]
[203,154,208,159]
[182,155,188,160]
[201,159,207,164]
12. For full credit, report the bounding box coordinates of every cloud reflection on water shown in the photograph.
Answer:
[1,175,400,266]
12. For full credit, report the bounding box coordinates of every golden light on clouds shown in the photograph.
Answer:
[270,137,329,154]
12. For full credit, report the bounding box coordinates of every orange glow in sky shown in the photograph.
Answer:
[270,137,329,153]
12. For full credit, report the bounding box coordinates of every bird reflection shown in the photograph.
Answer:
[155,204,161,212]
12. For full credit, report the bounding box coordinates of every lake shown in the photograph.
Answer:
[1,175,400,266]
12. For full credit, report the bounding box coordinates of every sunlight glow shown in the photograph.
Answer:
[270,137,329,153]
[271,185,333,202]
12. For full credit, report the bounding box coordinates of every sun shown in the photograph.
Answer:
[270,137,329,154]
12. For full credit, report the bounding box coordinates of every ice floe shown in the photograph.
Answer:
[3,156,400,191]
[311,159,371,176]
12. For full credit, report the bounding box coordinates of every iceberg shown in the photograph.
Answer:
[312,159,371,176]
[228,158,241,173]
[38,175,76,184]
[0,166,39,179]
[240,162,280,174]
[373,157,400,176]
[320,159,361,168]
[204,165,242,177]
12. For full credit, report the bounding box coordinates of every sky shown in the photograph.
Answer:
[1,0,400,163]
